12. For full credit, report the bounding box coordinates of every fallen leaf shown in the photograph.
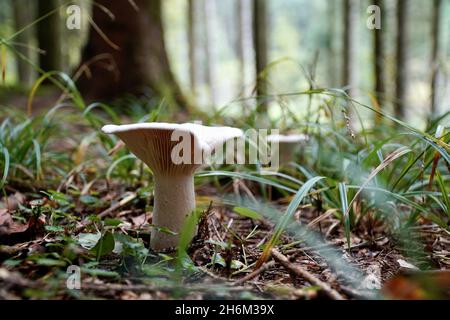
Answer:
[131,213,149,227]
[0,209,28,235]
[383,271,450,300]
[397,259,419,271]
[0,192,26,211]
[0,210,45,245]
[77,232,102,250]
[0,208,10,225]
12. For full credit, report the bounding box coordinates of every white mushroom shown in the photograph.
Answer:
[267,133,308,165]
[102,122,242,251]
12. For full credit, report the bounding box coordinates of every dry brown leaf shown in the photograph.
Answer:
[0,209,45,244]
[0,192,26,211]
[131,213,150,227]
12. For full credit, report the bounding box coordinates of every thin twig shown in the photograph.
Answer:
[98,192,137,218]
[270,248,345,300]
[234,260,276,285]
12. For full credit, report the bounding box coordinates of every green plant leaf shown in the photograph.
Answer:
[338,182,351,250]
[90,231,115,258]
[0,146,9,188]
[233,206,262,220]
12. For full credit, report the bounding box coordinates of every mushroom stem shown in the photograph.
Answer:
[151,173,196,251]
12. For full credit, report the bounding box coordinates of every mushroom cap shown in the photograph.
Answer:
[267,133,308,143]
[102,122,243,175]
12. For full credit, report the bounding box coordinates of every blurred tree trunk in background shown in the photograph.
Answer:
[78,0,189,109]
[430,0,441,117]
[202,0,218,108]
[236,0,245,97]
[373,0,385,110]
[36,0,62,72]
[253,0,268,112]
[12,0,35,86]
[395,0,408,120]
[342,0,354,95]
[236,0,253,101]
[326,0,337,87]
[187,0,198,98]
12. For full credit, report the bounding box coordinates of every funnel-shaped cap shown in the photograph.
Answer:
[102,122,243,175]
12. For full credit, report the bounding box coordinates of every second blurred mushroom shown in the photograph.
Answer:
[267,133,308,166]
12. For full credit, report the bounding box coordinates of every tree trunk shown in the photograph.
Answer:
[12,0,36,86]
[187,0,198,98]
[430,0,441,117]
[326,0,337,87]
[236,0,245,96]
[395,0,408,120]
[253,0,269,112]
[36,0,62,72]
[202,0,218,108]
[342,0,354,95]
[373,0,385,107]
[78,0,188,109]
[236,0,253,112]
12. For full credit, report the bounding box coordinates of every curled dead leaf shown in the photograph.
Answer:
[0,209,45,245]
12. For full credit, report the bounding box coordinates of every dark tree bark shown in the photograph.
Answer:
[253,0,268,111]
[430,0,441,117]
[78,0,189,109]
[373,0,385,107]
[36,0,62,72]
[395,0,408,119]
[12,0,36,86]
[342,0,354,95]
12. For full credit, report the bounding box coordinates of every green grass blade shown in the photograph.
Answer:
[32,139,42,180]
[0,146,10,188]
[344,146,411,219]
[106,154,136,181]
[436,171,450,218]
[256,176,324,267]
[338,182,351,250]
[197,170,297,193]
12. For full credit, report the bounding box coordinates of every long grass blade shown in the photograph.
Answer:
[338,182,351,250]
[436,171,450,218]
[32,139,42,180]
[197,171,297,193]
[0,146,10,188]
[344,147,411,219]
[256,176,324,268]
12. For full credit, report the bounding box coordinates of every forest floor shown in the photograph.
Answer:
[0,92,449,300]
[1,171,449,300]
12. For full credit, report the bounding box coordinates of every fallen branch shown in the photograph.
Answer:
[270,248,345,300]
[234,261,276,285]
